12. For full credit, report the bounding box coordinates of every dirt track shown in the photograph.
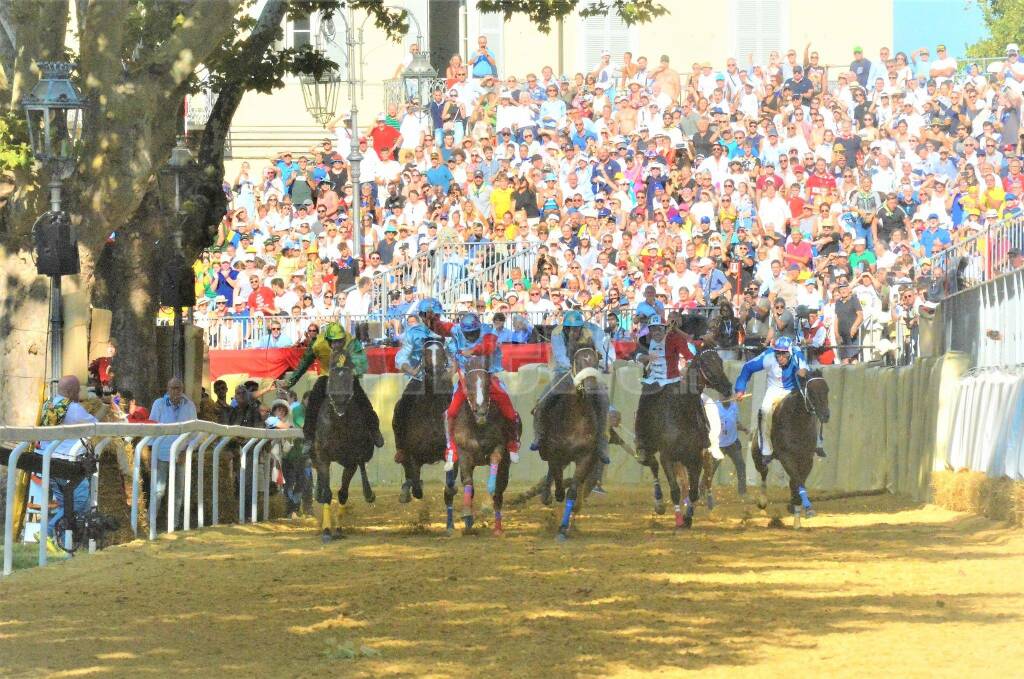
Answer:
[1,486,1023,678]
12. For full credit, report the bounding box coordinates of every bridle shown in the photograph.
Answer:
[799,375,827,417]
[326,368,353,418]
[465,367,491,416]
[571,346,599,392]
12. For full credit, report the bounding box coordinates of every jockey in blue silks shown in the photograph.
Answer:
[734,335,809,459]
[445,312,521,467]
[530,309,617,464]
[395,299,446,380]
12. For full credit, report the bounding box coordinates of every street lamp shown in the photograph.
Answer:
[402,46,439,104]
[162,136,195,378]
[20,61,85,394]
[299,70,342,126]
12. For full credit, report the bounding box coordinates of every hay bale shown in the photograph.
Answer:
[931,470,1022,524]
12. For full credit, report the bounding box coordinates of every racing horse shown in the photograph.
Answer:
[534,345,604,541]
[451,355,512,536]
[634,343,733,530]
[313,344,377,542]
[392,338,458,531]
[752,370,830,528]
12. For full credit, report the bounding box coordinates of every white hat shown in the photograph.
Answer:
[213,295,227,304]
[270,398,290,412]
[1008,43,1020,53]
[698,257,713,267]
[854,237,867,245]
[647,315,666,327]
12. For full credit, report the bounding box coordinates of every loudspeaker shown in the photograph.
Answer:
[33,211,80,276]
[158,251,196,308]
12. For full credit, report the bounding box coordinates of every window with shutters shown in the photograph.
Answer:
[578,5,637,75]
[477,11,504,74]
[732,0,790,67]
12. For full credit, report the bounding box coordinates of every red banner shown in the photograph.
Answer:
[208,341,637,380]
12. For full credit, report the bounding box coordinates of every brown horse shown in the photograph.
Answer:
[451,356,511,535]
[752,370,830,528]
[534,345,604,541]
[634,344,733,530]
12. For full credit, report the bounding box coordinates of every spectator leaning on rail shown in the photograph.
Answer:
[148,377,198,526]
[39,375,98,536]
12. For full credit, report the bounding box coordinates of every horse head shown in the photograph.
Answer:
[463,355,491,426]
[571,345,601,395]
[690,340,733,398]
[422,337,449,384]
[326,343,355,415]
[801,369,830,423]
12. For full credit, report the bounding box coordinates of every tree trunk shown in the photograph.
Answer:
[92,190,170,405]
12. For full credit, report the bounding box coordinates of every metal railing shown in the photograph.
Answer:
[2,421,301,576]
[927,216,1024,298]
[433,241,540,309]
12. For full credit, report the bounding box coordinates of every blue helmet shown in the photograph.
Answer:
[563,310,584,327]
[772,336,794,353]
[460,313,481,333]
[417,298,442,315]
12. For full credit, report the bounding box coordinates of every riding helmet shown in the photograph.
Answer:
[324,322,346,341]
[562,309,584,327]
[460,313,482,333]
[417,298,439,315]
[772,336,794,353]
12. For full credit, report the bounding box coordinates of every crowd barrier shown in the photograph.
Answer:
[947,368,1024,480]
[1,421,301,576]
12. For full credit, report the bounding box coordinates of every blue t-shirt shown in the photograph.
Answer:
[216,269,239,305]
[717,401,739,447]
[425,165,454,193]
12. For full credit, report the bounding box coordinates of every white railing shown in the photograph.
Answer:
[2,420,302,576]
[927,216,1024,298]
[433,241,540,310]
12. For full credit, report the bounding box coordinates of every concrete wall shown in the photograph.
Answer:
[212,351,968,499]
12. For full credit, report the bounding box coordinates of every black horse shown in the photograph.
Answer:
[392,338,458,531]
[752,370,830,528]
[634,344,733,530]
[535,345,604,541]
[451,356,512,536]
[313,345,378,542]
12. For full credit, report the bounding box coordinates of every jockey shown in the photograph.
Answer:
[279,321,384,457]
[395,299,446,379]
[530,309,617,464]
[635,315,723,462]
[445,311,522,468]
[733,335,809,460]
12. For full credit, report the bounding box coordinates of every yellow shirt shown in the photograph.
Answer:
[490,187,515,221]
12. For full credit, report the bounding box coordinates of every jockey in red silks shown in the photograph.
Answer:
[441,312,521,469]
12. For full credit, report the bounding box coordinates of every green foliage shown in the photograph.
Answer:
[966,0,1024,58]
[475,0,669,32]
[0,112,31,173]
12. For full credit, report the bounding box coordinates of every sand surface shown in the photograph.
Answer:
[1,486,1022,678]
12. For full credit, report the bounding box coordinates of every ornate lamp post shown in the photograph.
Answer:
[163,136,195,378]
[299,70,343,126]
[401,46,440,106]
[20,61,85,394]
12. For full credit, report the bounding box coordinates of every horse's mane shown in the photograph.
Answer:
[676,313,708,338]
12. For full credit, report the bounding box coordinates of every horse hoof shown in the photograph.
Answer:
[654,500,666,515]
[321,532,332,544]
[556,531,568,543]
[683,515,693,529]
[756,495,768,510]
[786,503,796,515]
[332,529,346,540]
[399,485,412,504]
[412,483,424,500]
[364,492,376,504]
[805,508,817,518]
[555,488,566,503]
[446,527,455,537]
[706,494,715,511]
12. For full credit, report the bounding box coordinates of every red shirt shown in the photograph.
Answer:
[806,173,836,201]
[369,124,399,156]
[784,240,814,268]
[248,287,276,313]
[787,196,806,219]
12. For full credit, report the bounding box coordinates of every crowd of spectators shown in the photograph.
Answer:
[182,36,1024,365]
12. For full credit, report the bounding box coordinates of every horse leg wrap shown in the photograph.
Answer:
[685,500,695,518]
[494,510,503,533]
[798,486,812,510]
[446,505,455,530]
[487,463,499,495]
[561,498,575,530]
[463,484,473,512]
[674,504,684,528]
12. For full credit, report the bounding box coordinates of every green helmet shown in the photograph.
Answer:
[324,322,346,341]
